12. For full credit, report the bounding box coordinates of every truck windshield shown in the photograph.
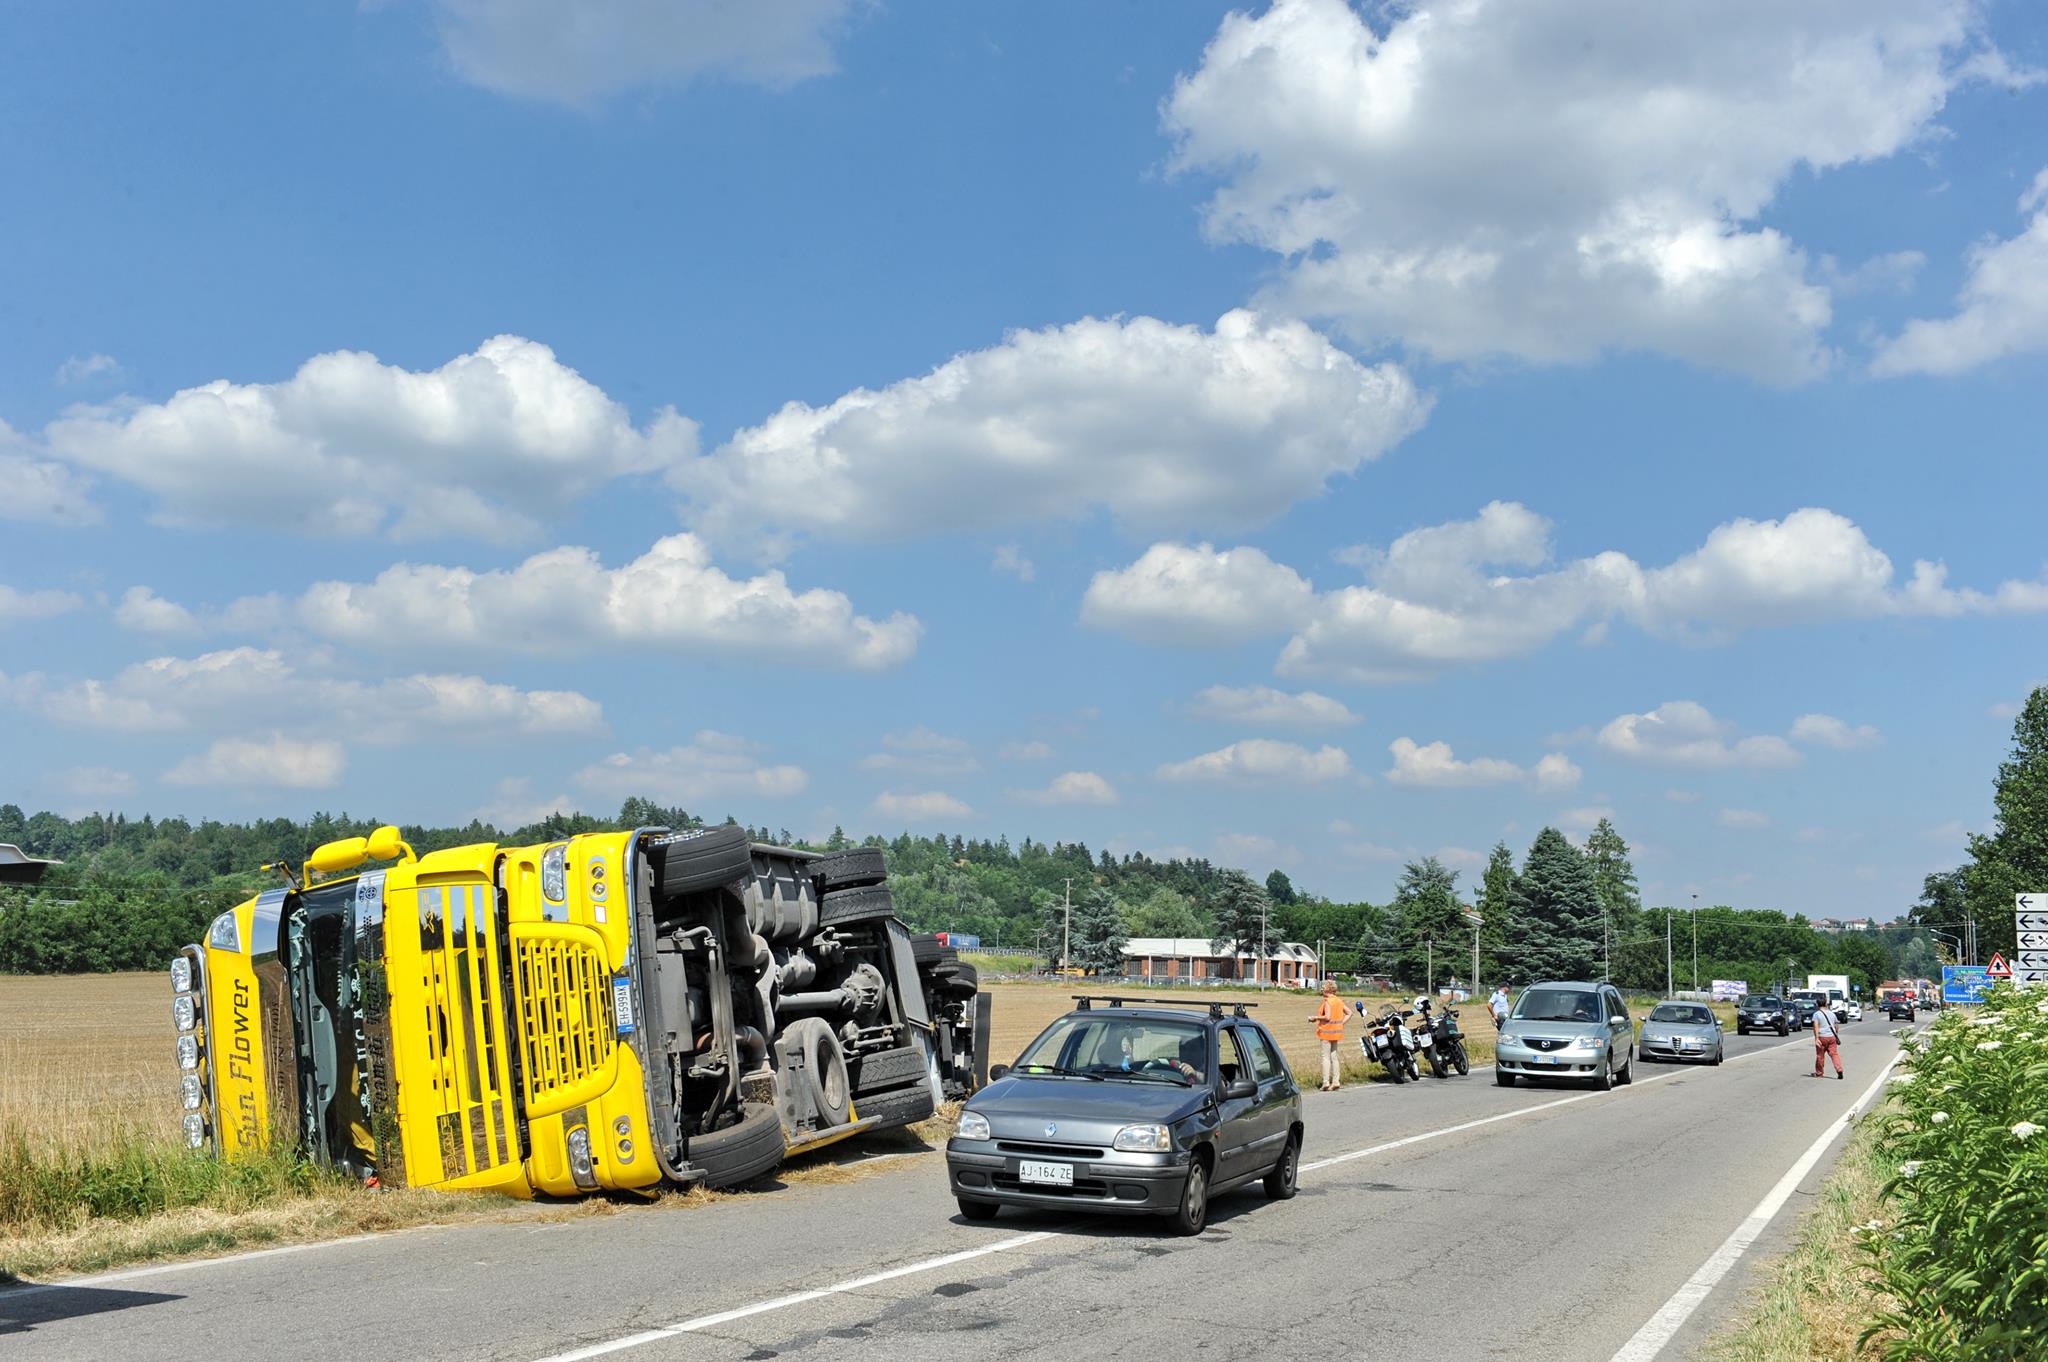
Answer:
[286,881,377,1179]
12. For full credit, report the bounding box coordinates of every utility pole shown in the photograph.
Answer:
[1061,878,1072,971]
[1665,911,1674,999]
[1470,912,1483,1001]
[1691,891,1699,994]
[1426,939,1433,996]
[1259,897,1270,989]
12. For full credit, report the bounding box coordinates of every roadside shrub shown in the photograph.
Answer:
[1860,985,2048,1360]
[0,1121,325,1232]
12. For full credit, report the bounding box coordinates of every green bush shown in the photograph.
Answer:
[1861,985,2048,1360]
[0,1121,324,1231]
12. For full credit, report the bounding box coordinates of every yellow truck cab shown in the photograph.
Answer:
[170,826,985,1196]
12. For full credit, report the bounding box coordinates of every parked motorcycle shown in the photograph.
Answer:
[1415,997,1470,1078]
[1358,1001,1421,1083]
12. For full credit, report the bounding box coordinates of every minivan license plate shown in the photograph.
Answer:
[1019,1160,1073,1187]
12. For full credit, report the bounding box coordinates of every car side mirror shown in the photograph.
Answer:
[989,1064,1009,1082]
[1224,1077,1256,1100]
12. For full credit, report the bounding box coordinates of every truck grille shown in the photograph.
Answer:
[513,935,616,1112]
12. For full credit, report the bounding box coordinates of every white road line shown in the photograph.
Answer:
[1605,1049,1905,1362]
[529,1231,1060,1362]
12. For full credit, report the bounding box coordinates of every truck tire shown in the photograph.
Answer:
[782,1017,852,1128]
[852,1083,935,1129]
[649,826,755,898]
[912,933,948,965]
[819,885,896,926]
[812,847,887,892]
[683,1101,785,1189]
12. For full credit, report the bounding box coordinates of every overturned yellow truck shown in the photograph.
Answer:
[168,824,987,1196]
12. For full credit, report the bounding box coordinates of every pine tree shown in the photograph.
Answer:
[1069,888,1129,974]
[1582,818,1641,979]
[1964,685,2048,961]
[1477,841,1516,981]
[1507,827,1602,983]
[1209,870,1271,981]
[1392,856,1464,991]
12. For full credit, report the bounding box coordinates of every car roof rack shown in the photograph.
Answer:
[1071,994,1258,1019]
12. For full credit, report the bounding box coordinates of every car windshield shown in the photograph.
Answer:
[1650,1004,1712,1024]
[1014,1014,1208,1084]
[1740,996,1781,1008]
[1512,988,1601,1023]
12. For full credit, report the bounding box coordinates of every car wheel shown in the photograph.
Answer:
[1713,1046,1725,1066]
[1495,1069,1515,1087]
[1616,1049,1634,1085]
[1594,1054,1614,1091]
[1737,1025,1748,1036]
[1171,1159,1210,1236]
[1263,1134,1300,1200]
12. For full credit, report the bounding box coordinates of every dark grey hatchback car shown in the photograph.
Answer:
[945,997,1303,1235]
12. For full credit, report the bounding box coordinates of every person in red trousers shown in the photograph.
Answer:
[1811,999,1844,1079]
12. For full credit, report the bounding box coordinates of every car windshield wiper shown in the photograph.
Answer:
[1013,1063,1104,1081]
[1107,1069,1194,1085]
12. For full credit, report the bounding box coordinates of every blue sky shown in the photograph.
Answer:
[3,0,2044,917]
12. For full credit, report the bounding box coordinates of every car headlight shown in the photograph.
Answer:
[1112,1124,1172,1153]
[1570,1035,1604,1051]
[174,995,197,1032]
[170,957,194,993]
[176,1034,200,1070]
[541,845,568,903]
[955,1110,991,1142]
[183,1114,207,1148]
[181,1074,204,1110]
[1498,1030,1519,1045]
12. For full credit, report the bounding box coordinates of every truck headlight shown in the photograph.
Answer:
[542,845,567,903]
[955,1110,991,1142]
[174,995,197,1032]
[183,1114,206,1148]
[170,957,194,993]
[208,911,241,953]
[181,1074,204,1110]
[566,1125,595,1186]
[176,1034,200,1070]
[1112,1124,1172,1153]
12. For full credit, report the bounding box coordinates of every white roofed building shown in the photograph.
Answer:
[1120,937,1319,985]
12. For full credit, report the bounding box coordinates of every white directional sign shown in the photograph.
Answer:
[2021,911,2048,934]
[2020,932,2048,951]
[2016,896,2048,987]
[2015,967,2048,985]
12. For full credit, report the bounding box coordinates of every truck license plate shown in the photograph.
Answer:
[612,977,635,1034]
[1018,1160,1073,1187]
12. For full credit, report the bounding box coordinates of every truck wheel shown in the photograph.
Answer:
[684,1102,785,1189]
[853,1084,936,1129]
[649,825,755,898]
[783,1018,851,1128]
[957,1197,1001,1221]
[813,848,887,893]
[820,885,897,926]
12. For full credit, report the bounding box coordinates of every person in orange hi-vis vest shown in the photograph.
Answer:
[1312,979,1349,1091]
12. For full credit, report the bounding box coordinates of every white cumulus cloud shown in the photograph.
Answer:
[420,0,856,105]
[1081,544,1315,647]
[0,583,81,626]
[870,790,974,823]
[1165,0,2000,382]
[55,353,122,385]
[114,587,200,635]
[1,420,99,526]
[1012,771,1119,807]
[1874,168,2048,376]
[165,734,346,789]
[1789,714,1883,750]
[284,532,918,670]
[1184,684,1358,729]
[1,646,604,743]
[1155,739,1352,785]
[680,310,1426,552]
[1597,701,1801,770]
[39,335,696,541]
[1385,738,1580,791]
[574,732,809,807]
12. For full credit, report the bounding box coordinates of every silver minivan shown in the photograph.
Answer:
[1494,981,1636,1089]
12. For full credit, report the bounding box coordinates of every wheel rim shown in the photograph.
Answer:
[1282,1143,1298,1191]
[1186,1168,1206,1223]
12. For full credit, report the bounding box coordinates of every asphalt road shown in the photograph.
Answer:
[2,1019,1910,1362]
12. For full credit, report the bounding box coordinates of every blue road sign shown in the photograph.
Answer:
[1943,965,1992,1005]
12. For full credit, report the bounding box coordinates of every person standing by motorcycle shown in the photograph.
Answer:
[1488,983,1511,1032]
[1312,979,1349,1091]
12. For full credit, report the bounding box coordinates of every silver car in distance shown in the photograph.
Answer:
[1637,1001,1725,1065]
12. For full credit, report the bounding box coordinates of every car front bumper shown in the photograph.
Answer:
[1640,1037,1717,1062]
[1737,1016,1789,1030]
[1494,1039,1608,1079]
[945,1139,1190,1215]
